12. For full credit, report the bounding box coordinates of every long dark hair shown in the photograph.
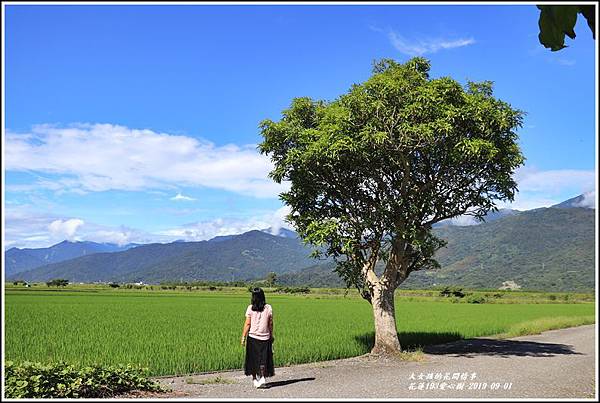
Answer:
[251,287,266,312]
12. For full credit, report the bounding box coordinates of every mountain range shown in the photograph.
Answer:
[278,206,595,292]
[8,230,315,284]
[5,194,596,292]
[5,241,138,278]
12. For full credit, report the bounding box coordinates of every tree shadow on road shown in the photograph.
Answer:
[355,331,464,352]
[422,338,582,358]
[354,331,582,358]
[264,377,316,389]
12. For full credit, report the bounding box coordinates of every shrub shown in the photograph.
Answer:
[4,360,164,398]
[466,295,487,304]
[108,283,120,288]
[274,286,310,294]
[439,287,451,297]
[247,283,272,292]
[46,279,69,287]
[439,286,466,298]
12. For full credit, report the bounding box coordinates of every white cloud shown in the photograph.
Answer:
[367,24,384,33]
[529,39,577,67]
[157,207,292,242]
[4,205,165,249]
[513,167,595,194]
[495,167,596,211]
[436,205,484,227]
[5,206,53,248]
[387,30,475,56]
[48,219,84,240]
[87,229,134,246]
[267,206,291,235]
[440,167,596,217]
[555,58,576,66]
[5,123,289,198]
[497,195,561,211]
[573,190,596,208]
[446,215,480,226]
[170,192,196,202]
[4,203,293,249]
[80,224,171,246]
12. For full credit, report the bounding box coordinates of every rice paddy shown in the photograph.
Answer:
[4,287,595,376]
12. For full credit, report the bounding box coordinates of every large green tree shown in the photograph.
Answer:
[259,58,525,355]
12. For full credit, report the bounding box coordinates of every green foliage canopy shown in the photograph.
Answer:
[259,58,525,301]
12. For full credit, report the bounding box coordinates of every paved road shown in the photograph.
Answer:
[152,324,596,399]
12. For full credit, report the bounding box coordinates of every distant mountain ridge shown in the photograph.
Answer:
[405,206,595,292]
[260,227,298,238]
[278,207,595,292]
[433,208,520,228]
[6,194,595,292]
[5,241,138,277]
[551,192,595,209]
[11,230,316,284]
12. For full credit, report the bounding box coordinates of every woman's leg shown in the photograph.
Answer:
[258,340,267,378]
[264,338,275,378]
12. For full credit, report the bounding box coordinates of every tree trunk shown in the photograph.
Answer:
[370,283,401,355]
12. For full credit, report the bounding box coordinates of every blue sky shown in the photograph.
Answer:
[4,3,597,248]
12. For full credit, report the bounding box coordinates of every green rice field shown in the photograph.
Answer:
[4,286,596,376]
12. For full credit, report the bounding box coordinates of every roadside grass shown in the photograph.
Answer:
[493,315,596,339]
[396,346,425,362]
[185,375,236,385]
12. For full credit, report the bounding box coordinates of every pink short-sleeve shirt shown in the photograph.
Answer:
[245,304,272,341]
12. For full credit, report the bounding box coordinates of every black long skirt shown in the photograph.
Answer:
[244,335,275,377]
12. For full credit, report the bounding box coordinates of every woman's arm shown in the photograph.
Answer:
[241,317,251,346]
[268,315,274,341]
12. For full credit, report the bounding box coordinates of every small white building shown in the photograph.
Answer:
[499,280,522,290]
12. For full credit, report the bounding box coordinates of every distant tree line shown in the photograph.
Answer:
[158,273,279,289]
[12,280,29,286]
[46,279,69,287]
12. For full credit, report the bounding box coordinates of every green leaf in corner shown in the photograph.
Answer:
[537,5,580,51]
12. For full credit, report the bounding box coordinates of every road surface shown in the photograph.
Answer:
[142,324,596,399]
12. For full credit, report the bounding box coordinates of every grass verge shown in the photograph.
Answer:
[493,315,596,339]
[185,375,236,385]
[396,347,425,361]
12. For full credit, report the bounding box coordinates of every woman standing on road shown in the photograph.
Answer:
[241,287,275,388]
